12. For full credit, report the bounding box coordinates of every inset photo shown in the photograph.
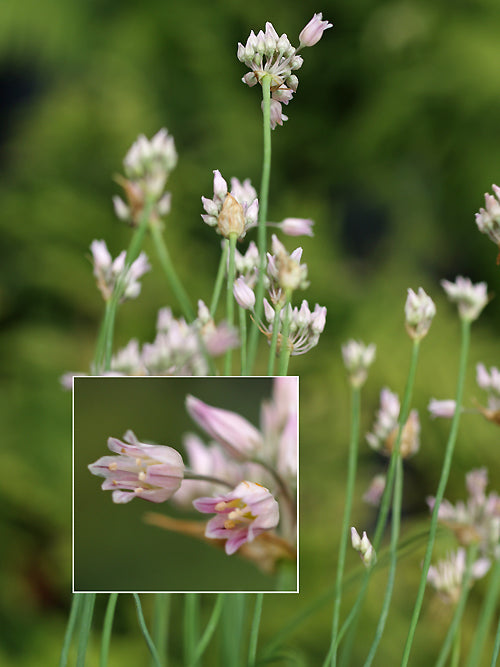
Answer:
[73,376,298,593]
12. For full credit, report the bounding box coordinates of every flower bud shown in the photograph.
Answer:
[233,277,256,310]
[299,13,333,48]
[405,287,436,341]
[217,193,246,238]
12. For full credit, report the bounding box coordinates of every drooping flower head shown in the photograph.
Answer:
[90,240,151,302]
[405,287,436,341]
[193,481,280,555]
[201,171,259,239]
[441,276,489,322]
[88,430,184,504]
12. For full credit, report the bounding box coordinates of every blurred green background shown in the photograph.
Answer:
[1,0,500,663]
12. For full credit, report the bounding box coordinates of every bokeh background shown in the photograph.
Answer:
[1,0,499,664]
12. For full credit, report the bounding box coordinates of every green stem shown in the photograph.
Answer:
[278,291,293,376]
[224,233,238,375]
[247,593,264,667]
[191,594,225,666]
[247,74,272,373]
[451,623,461,667]
[149,220,195,322]
[76,593,96,667]
[151,594,170,667]
[327,386,361,666]
[267,303,283,376]
[490,616,500,666]
[93,300,112,374]
[335,340,421,666]
[184,594,200,667]
[466,552,500,667]
[133,594,162,667]
[435,544,479,667]
[239,306,248,375]
[401,319,471,666]
[100,593,118,667]
[221,594,247,666]
[363,456,403,666]
[59,594,83,667]
[210,240,229,317]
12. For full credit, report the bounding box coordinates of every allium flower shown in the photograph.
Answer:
[260,299,326,356]
[90,240,151,302]
[351,527,376,567]
[341,340,376,388]
[201,171,259,239]
[276,217,314,237]
[267,234,309,298]
[441,276,489,322]
[237,17,331,129]
[193,481,280,555]
[475,185,500,254]
[111,339,145,375]
[88,430,184,504]
[366,388,420,458]
[114,129,177,224]
[233,276,256,310]
[405,287,436,341]
[427,548,490,604]
[428,468,500,558]
[428,399,457,419]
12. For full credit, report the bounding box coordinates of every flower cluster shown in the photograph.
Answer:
[237,15,332,129]
[88,379,297,560]
[366,388,420,458]
[475,184,500,257]
[201,171,259,239]
[404,287,436,342]
[427,548,490,605]
[341,339,376,388]
[90,240,151,302]
[351,527,376,567]
[113,128,177,224]
[441,276,489,322]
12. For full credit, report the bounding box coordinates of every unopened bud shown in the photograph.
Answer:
[218,194,246,238]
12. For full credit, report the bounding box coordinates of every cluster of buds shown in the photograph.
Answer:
[351,527,376,567]
[404,287,436,342]
[261,299,327,356]
[475,184,500,261]
[113,129,177,225]
[238,15,332,129]
[341,339,376,388]
[88,379,297,564]
[428,468,500,560]
[441,276,489,322]
[90,239,151,302]
[427,548,490,605]
[366,388,420,458]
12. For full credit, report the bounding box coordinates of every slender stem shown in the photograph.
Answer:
[267,304,283,376]
[191,594,225,665]
[184,594,200,667]
[435,544,479,667]
[149,220,195,322]
[247,593,264,667]
[466,553,500,667]
[490,616,500,666]
[451,624,461,667]
[211,240,229,317]
[133,594,162,667]
[278,293,292,376]
[151,594,170,667]
[247,74,272,373]
[93,300,112,374]
[224,233,238,375]
[401,319,471,666]
[327,386,361,666]
[239,306,248,375]
[76,593,96,667]
[184,470,234,488]
[59,594,83,667]
[221,594,247,666]
[363,456,403,666]
[100,593,118,667]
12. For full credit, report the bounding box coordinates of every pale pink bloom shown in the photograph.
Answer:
[90,240,151,302]
[475,184,500,247]
[88,430,184,504]
[193,481,280,555]
[441,276,488,322]
[233,277,256,309]
[405,287,436,341]
[123,128,177,198]
[266,235,308,304]
[428,399,457,419]
[341,340,376,388]
[186,395,264,460]
[277,217,314,237]
[366,388,420,458]
[201,170,259,239]
[427,548,490,604]
[476,363,500,411]
[351,527,376,567]
[299,13,333,47]
[260,299,326,355]
[363,474,386,507]
[111,339,145,375]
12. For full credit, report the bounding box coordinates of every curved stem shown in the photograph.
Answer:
[248,593,264,667]
[267,304,283,376]
[133,594,162,667]
[247,74,272,373]
[100,593,118,667]
[76,593,96,667]
[401,319,471,666]
[211,241,229,317]
[149,220,195,322]
[191,595,225,665]
[184,470,234,488]
[59,593,83,667]
[327,386,361,666]
[465,552,500,667]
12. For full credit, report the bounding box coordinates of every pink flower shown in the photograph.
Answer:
[299,13,333,48]
[278,217,314,237]
[88,430,184,504]
[428,399,457,419]
[193,481,280,555]
[185,395,263,459]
